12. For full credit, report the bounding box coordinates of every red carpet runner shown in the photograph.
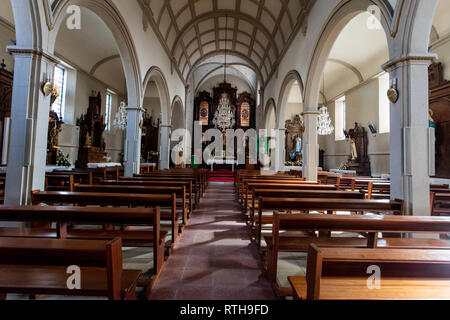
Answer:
[209,170,235,183]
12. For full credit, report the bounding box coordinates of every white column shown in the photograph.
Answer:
[160,124,171,170]
[124,107,144,177]
[302,111,319,182]
[5,49,56,205]
[383,55,435,216]
[275,128,286,172]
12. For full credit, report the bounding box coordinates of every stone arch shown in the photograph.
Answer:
[276,70,304,129]
[264,98,277,130]
[142,66,171,125]
[47,0,142,108]
[303,0,393,111]
[170,95,185,130]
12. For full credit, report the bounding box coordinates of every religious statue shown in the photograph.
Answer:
[350,138,358,161]
[346,123,371,176]
[285,115,305,162]
[289,136,302,161]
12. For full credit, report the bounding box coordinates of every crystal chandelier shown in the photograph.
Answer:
[317,106,334,135]
[317,72,334,136]
[113,101,127,130]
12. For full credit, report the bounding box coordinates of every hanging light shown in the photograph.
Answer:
[317,73,334,136]
[317,106,334,135]
[113,101,128,130]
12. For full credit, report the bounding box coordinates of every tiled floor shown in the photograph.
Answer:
[150,182,275,300]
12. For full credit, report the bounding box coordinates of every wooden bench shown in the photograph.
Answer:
[31,190,180,246]
[289,244,450,300]
[136,172,204,197]
[0,237,140,300]
[270,213,450,297]
[121,177,198,205]
[256,197,403,247]
[0,205,165,299]
[241,179,317,207]
[74,184,190,222]
[244,182,335,215]
[249,189,364,226]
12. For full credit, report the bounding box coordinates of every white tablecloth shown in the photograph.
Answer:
[87,163,122,168]
[207,159,238,171]
[330,169,357,176]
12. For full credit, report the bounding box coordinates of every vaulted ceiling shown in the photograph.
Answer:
[140,0,315,86]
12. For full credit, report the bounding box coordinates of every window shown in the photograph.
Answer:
[52,65,66,119]
[378,73,390,133]
[105,91,113,131]
[335,96,346,141]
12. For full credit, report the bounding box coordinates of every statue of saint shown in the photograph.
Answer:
[350,138,358,161]
[289,136,302,160]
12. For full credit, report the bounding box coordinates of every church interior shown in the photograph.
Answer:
[0,0,449,302]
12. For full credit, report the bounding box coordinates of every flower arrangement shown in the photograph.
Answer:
[57,150,71,167]
[285,160,303,167]
[339,162,349,171]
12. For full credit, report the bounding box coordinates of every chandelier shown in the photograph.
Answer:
[317,106,334,135]
[113,101,127,130]
[317,72,334,135]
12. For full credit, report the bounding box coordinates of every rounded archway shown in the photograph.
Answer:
[169,96,185,167]
[277,71,304,129]
[264,99,277,131]
[303,0,393,112]
[142,66,171,169]
[48,0,142,109]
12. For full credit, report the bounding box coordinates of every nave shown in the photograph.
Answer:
[150,182,275,300]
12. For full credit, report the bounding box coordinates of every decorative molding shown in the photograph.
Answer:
[301,111,320,116]
[382,54,437,71]
[7,47,59,64]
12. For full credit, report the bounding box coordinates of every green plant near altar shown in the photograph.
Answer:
[57,150,71,167]
[285,161,294,166]
[339,162,349,171]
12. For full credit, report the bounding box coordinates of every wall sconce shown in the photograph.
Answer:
[387,78,399,103]
[42,80,53,97]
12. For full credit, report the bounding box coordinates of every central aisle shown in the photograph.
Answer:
[150,182,275,300]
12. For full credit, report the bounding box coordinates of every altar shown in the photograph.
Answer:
[207,158,238,172]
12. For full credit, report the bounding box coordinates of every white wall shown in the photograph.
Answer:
[318,78,390,175]
[57,68,125,165]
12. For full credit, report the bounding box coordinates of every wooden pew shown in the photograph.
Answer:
[244,182,331,214]
[74,184,189,224]
[256,198,404,247]
[237,175,304,203]
[270,212,450,297]
[0,237,140,300]
[240,178,316,207]
[249,189,364,226]
[31,190,179,246]
[289,244,450,300]
[122,177,198,205]
[106,179,194,211]
[0,205,165,299]
[136,171,204,197]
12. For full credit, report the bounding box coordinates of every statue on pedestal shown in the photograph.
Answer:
[346,123,371,176]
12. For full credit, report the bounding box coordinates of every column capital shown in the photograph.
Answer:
[126,106,145,112]
[7,46,58,64]
[160,123,172,128]
[382,53,438,71]
[301,111,320,116]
